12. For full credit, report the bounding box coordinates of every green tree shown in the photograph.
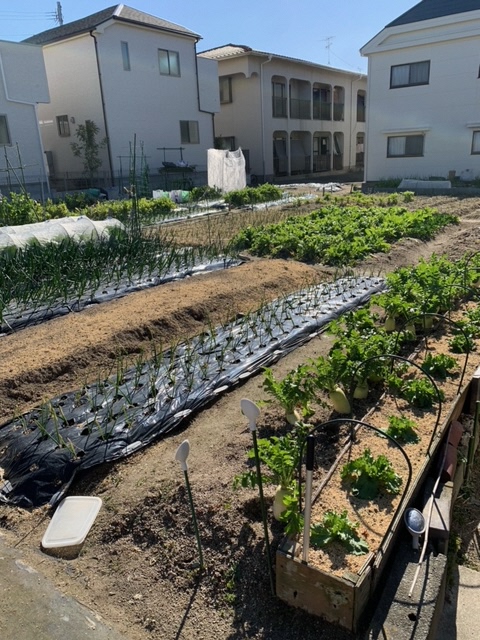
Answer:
[71,120,107,185]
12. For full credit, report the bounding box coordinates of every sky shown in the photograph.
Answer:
[0,1,418,73]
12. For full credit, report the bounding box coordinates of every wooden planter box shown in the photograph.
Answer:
[276,374,479,632]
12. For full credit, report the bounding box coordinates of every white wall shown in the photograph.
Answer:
[95,22,214,174]
[362,12,480,181]
[37,35,105,176]
[0,40,49,187]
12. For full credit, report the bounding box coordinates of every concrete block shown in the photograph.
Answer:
[365,539,447,640]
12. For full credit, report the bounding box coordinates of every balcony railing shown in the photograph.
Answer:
[313,155,331,172]
[333,154,343,170]
[272,96,287,118]
[289,98,311,119]
[313,102,331,120]
[333,103,344,121]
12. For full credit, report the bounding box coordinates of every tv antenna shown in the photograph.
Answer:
[55,2,63,26]
[320,36,335,65]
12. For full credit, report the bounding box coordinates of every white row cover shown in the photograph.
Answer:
[0,216,124,249]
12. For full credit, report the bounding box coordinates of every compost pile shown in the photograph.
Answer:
[1,190,480,640]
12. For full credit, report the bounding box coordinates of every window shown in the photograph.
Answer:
[121,41,130,71]
[56,115,70,137]
[357,91,366,122]
[219,77,232,103]
[158,49,180,76]
[272,82,287,117]
[472,131,480,154]
[215,136,235,150]
[180,120,199,144]
[387,135,424,157]
[390,61,430,88]
[0,115,11,145]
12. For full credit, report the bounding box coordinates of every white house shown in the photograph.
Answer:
[24,5,219,191]
[361,0,480,183]
[198,45,367,182]
[0,40,50,198]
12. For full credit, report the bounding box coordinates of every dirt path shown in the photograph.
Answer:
[1,191,480,640]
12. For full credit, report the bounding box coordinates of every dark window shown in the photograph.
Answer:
[387,134,424,157]
[472,131,480,154]
[56,115,70,137]
[0,115,11,145]
[390,61,430,88]
[121,41,130,71]
[272,82,287,117]
[219,77,232,103]
[159,49,180,76]
[180,120,199,144]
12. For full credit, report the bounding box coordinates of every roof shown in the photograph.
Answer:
[199,44,366,78]
[387,0,480,28]
[23,4,200,45]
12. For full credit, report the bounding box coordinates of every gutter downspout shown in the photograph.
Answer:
[260,55,273,180]
[194,39,216,161]
[90,30,115,186]
[349,71,365,175]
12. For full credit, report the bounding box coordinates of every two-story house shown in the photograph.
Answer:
[361,0,480,183]
[0,40,50,199]
[198,45,367,182]
[24,5,219,191]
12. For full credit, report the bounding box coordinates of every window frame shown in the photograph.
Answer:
[180,120,199,144]
[56,115,71,137]
[390,61,430,88]
[219,77,232,104]
[0,115,11,146]
[158,49,180,77]
[121,41,131,71]
[472,131,480,154]
[387,134,424,158]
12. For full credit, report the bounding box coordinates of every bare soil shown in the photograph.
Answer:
[1,188,480,640]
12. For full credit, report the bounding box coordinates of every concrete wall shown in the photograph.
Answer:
[362,10,480,182]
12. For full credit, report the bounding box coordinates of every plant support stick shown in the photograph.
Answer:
[174,440,204,571]
[241,398,275,596]
[302,434,315,563]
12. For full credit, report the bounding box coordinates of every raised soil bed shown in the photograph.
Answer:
[276,310,480,632]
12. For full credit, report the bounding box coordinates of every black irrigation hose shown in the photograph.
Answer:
[0,275,385,508]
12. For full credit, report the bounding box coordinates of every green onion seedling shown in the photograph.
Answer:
[240,398,275,596]
[174,439,203,571]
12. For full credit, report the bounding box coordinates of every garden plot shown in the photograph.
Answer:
[0,275,384,508]
[1,190,480,640]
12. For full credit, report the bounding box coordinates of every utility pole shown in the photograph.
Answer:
[55,2,63,26]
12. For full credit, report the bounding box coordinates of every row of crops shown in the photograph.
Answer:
[0,190,459,333]
[0,228,239,333]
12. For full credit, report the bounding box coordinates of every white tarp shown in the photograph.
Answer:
[0,216,124,249]
[208,148,246,193]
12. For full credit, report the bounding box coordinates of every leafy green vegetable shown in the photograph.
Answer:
[310,510,369,555]
[262,365,315,421]
[421,353,457,380]
[341,448,402,499]
[385,415,419,444]
[398,378,444,408]
[448,332,476,354]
